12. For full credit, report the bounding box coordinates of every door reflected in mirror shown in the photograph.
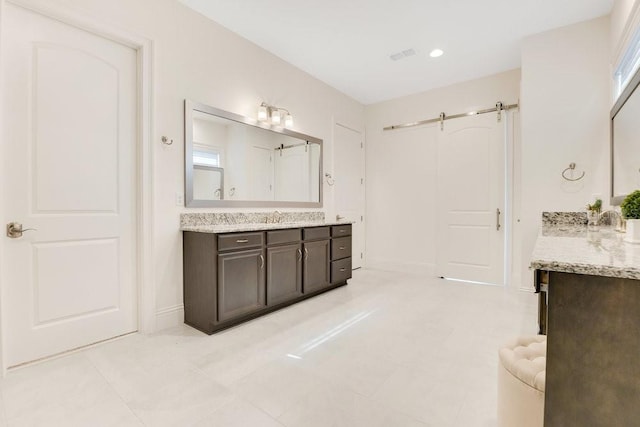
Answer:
[185,100,323,208]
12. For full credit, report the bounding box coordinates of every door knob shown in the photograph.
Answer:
[6,222,37,239]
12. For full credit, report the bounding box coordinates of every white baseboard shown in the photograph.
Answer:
[155,305,184,331]
[366,259,436,276]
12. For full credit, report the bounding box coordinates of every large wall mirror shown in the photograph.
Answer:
[185,100,323,208]
[611,65,640,205]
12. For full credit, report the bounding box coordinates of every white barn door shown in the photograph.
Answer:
[1,4,138,367]
[436,113,505,285]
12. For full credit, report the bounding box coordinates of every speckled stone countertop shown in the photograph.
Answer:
[530,225,640,280]
[180,211,353,233]
[181,220,353,234]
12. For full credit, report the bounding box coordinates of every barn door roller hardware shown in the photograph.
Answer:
[383,101,519,131]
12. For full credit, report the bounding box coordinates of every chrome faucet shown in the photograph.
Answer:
[599,210,623,231]
[266,210,283,224]
[273,210,282,223]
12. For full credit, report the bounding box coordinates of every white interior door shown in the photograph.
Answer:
[274,145,308,201]
[333,123,365,269]
[436,113,505,285]
[1,4,138,367]
[249,146,274,200]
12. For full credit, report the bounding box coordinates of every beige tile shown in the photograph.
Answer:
[193,397,284,427]
[126,370,233,427]
[278,382,429,427]
[0,354,140,426]
[0,270,536,426]
[230,358,325,419]
[371,364,465,425]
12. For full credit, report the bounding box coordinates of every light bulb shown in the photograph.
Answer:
[284,113,293,128]
[429,49,444,58]
[271,109,281,125]
[258,105,268,121]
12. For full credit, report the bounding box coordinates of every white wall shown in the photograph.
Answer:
[2,0,365,330]
[364,70,521,275]
[519,16,611,290]
[612,0,639,62]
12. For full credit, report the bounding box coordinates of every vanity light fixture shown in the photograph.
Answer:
[258,102,293,128]
[429,48,444,58]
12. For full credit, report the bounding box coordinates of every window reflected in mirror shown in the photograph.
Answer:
[611,64,640,205]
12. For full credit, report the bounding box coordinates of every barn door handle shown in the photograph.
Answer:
[496,208,501,231]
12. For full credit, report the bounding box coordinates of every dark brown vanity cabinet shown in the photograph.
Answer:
[266,229,302,306]
[331,225,352,284]
[301,226,331,293]
[184,225,350,335]
[217,248,266,322]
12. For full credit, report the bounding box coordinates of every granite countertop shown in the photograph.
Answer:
[530,225,640,280]
[181,219,353,234]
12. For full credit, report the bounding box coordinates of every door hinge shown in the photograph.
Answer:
[360,178,364,185]
[360,252,363,259]
[360,215,364,222]
[360,142,363,148]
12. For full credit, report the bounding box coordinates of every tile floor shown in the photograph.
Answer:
[0,269,538,427]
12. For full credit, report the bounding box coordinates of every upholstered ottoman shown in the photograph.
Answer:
[497,335,546,427]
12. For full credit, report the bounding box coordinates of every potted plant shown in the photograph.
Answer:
[621,190,640,243]
[586,198,602,226]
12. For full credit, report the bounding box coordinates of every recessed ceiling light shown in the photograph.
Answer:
[429,49,444,58]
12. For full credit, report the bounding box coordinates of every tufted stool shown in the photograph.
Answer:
[497,335,546,427]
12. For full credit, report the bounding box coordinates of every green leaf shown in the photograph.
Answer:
[621,190,640,219]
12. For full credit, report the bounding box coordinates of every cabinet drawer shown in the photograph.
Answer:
[303,226,330,241]
[331,224,352,237]
[331,258,352,283]
[218,232,264,251]
[267,228,301,246]
[331,236,352,261]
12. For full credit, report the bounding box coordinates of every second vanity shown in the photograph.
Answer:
[530,219,640,426]
[182,213,353,335]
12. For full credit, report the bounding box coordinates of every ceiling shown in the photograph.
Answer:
[179,0,613,105]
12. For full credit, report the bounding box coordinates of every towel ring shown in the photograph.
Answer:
[325,173,335,186]
[562,163,585,181]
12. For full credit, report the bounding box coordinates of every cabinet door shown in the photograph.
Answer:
[217,248,266,322]
[303,240,330,293]
[267,244,302,306]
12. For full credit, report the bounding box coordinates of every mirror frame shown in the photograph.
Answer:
[185,100,323,208]
[611,65,640,205]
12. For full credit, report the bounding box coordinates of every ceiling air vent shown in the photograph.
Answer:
[389,48,416,61]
